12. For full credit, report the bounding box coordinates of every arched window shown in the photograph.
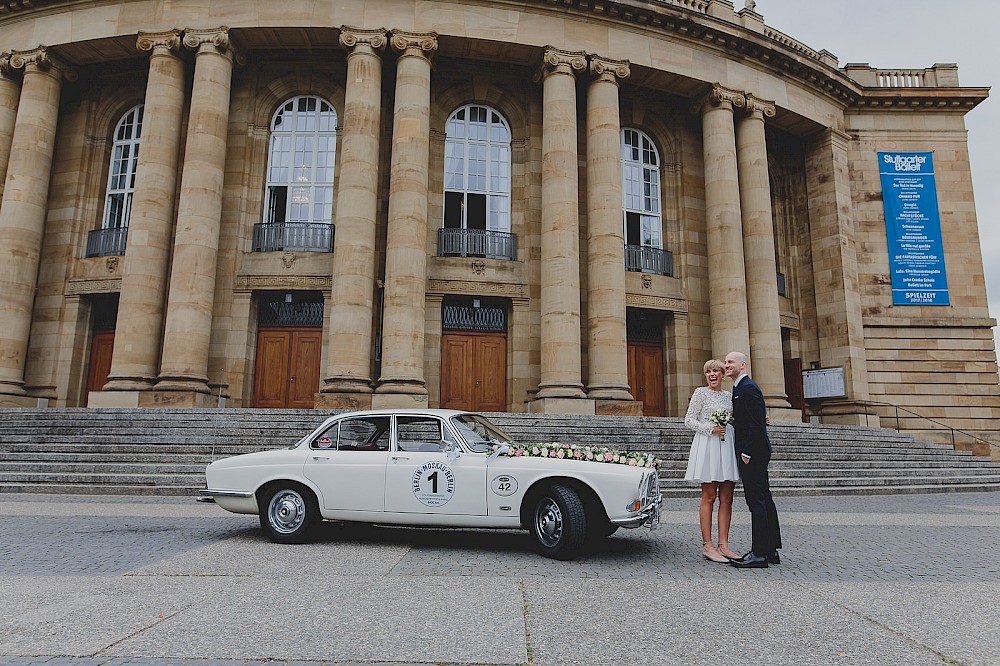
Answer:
[621,128,662,248]
[102,105,143,230]
[443,104,511,233]
[263,96,337,227]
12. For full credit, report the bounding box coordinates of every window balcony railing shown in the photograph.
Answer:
[437,228,517,261]
[85,227,128,258]
[252,222,334,253]
[624,244,673,276]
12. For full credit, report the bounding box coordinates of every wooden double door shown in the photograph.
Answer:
[627,342,665,416]
[253,328,322,408]
[440,332,506,412]
[86,331,115,395]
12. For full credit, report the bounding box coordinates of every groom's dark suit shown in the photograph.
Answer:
[732,374,782,557]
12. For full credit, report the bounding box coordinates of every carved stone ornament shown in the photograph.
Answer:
[642,274,652,289]
[340,26,388,52]
[471,260,486,275]
[589,55,630,83]
[390,30,438,57]
[691,83,746,115]
[744,93,777,118]
[0,52,14,79]
[105,256,119,273]
[538,47,588,81]
[137,30,182,54]
[281,252,296,269]
[8,47,77,82]
[183,27,245,65]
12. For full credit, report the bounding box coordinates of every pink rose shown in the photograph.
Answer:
[556,449,565,458]
[604,452,614,461]
[549,450,557,457]
[628,459,637,466]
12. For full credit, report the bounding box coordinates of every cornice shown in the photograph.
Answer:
[851,87,989,112]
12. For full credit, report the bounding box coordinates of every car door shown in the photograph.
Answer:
[302,415,390,512]
[383,415,488,517]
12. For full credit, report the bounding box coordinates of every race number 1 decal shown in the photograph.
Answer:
[412,461,456,507]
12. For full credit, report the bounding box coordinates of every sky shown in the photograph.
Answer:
[756,0,1000,366]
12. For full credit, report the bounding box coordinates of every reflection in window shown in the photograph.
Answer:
[336,416,390,451]
[450,414,514,453]
[396,416,447,452]
[264,96,337,225]
[102,105,143,230]
[621,128,662,248]
[443,104,511,232]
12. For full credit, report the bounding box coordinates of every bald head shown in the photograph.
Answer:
[724,352,748,380]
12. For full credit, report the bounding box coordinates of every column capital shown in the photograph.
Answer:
[537,46,587,82]
[743,93,776,119]
[9,47,76,82]
[589,55,630,84]
[137,30,183,55]
[389,30,438,59]
[0,51,18,81]
[692,83,745,114]
[340,26,388,52]
[183,27,245,65]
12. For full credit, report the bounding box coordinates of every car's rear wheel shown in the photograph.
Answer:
[531,484,587,560]
[258,483,320,544]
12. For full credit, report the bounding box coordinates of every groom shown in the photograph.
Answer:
[724,351,781,568]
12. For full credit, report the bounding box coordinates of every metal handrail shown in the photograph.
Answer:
[859,400,998,453]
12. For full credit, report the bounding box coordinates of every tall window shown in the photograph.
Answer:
[263,96,337,225]
[621,128,662,248]
[443,104,511,231]
[102,105,143,230]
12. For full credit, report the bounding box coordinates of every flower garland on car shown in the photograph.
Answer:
[490,442,659,469]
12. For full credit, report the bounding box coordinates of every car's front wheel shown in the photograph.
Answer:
[530,484,588,560]
[258,483,320,544]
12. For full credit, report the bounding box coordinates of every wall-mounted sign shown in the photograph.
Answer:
[878,151,949,306]
[802,367,846,400]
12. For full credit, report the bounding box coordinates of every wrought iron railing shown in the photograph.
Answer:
[252,222,334,252]
[437,228,517,261]
[857,400,998,455]
[85,227,128,257]
[624,244,673,276]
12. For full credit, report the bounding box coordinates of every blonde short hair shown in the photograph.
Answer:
[703,359,724,373]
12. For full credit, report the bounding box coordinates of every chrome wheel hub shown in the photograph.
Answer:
[535,498,563,548]
[269,490,305,534]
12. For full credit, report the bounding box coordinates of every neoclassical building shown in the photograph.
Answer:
[0,0,997,436]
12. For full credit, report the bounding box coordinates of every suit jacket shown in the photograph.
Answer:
[732,376,772,460]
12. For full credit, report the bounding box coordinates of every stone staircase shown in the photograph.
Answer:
[0,408,998,498]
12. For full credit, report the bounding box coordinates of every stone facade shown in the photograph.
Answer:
[0,0,996,439]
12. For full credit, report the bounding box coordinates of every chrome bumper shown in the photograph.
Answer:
[199,489,254,498]
[611,492,663,529]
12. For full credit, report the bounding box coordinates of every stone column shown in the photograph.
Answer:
[805,127,872,425]
[0,53,21,198]
[94,31,186,406]
[373,30,437,409]
[153,28,239,405]
[0,48,72,405]
[316,27,387,410]
[735,94,794,417]
[698,84,751,360]
[584,55,638,414]
[532,47,590,415]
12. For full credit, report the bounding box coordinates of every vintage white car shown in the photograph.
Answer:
[201,409,661,559]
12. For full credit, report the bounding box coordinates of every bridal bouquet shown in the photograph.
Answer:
[709,410,733,441]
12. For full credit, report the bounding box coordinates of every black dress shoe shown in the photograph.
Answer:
[766,551,780,565]
[730,552,768,568]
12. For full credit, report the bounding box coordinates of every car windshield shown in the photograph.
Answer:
[450,414,515,453]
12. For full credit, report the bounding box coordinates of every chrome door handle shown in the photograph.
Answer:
[311,456,330,461]
[391,455,410,462]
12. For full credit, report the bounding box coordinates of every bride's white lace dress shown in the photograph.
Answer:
[683,386,740,483]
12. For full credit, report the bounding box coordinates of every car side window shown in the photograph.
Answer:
[337,417,390,452]
[311,423,338,450]
[396,416,447,453]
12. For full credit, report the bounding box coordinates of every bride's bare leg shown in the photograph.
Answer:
[716,481,740,559]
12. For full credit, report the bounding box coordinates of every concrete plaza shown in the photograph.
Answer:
[1,491,998,665]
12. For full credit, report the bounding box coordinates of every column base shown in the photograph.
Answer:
[766,406,805,423]
[812,400,881,428]
[528,397,596,416]
[536,383,586,400]
[595,399,644,416]
[0,394,43,408]
[371,393,429,410]
[140,391,219,408]
[88,391,141,408]
[103,377,156,392]
[314,392,373,410]
[586,385,634,401]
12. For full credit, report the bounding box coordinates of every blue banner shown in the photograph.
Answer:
[878,151,949,305]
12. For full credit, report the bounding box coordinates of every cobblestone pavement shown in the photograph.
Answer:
[1,492,998,665]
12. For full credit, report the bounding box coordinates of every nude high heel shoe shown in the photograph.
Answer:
[717,541,740,560]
